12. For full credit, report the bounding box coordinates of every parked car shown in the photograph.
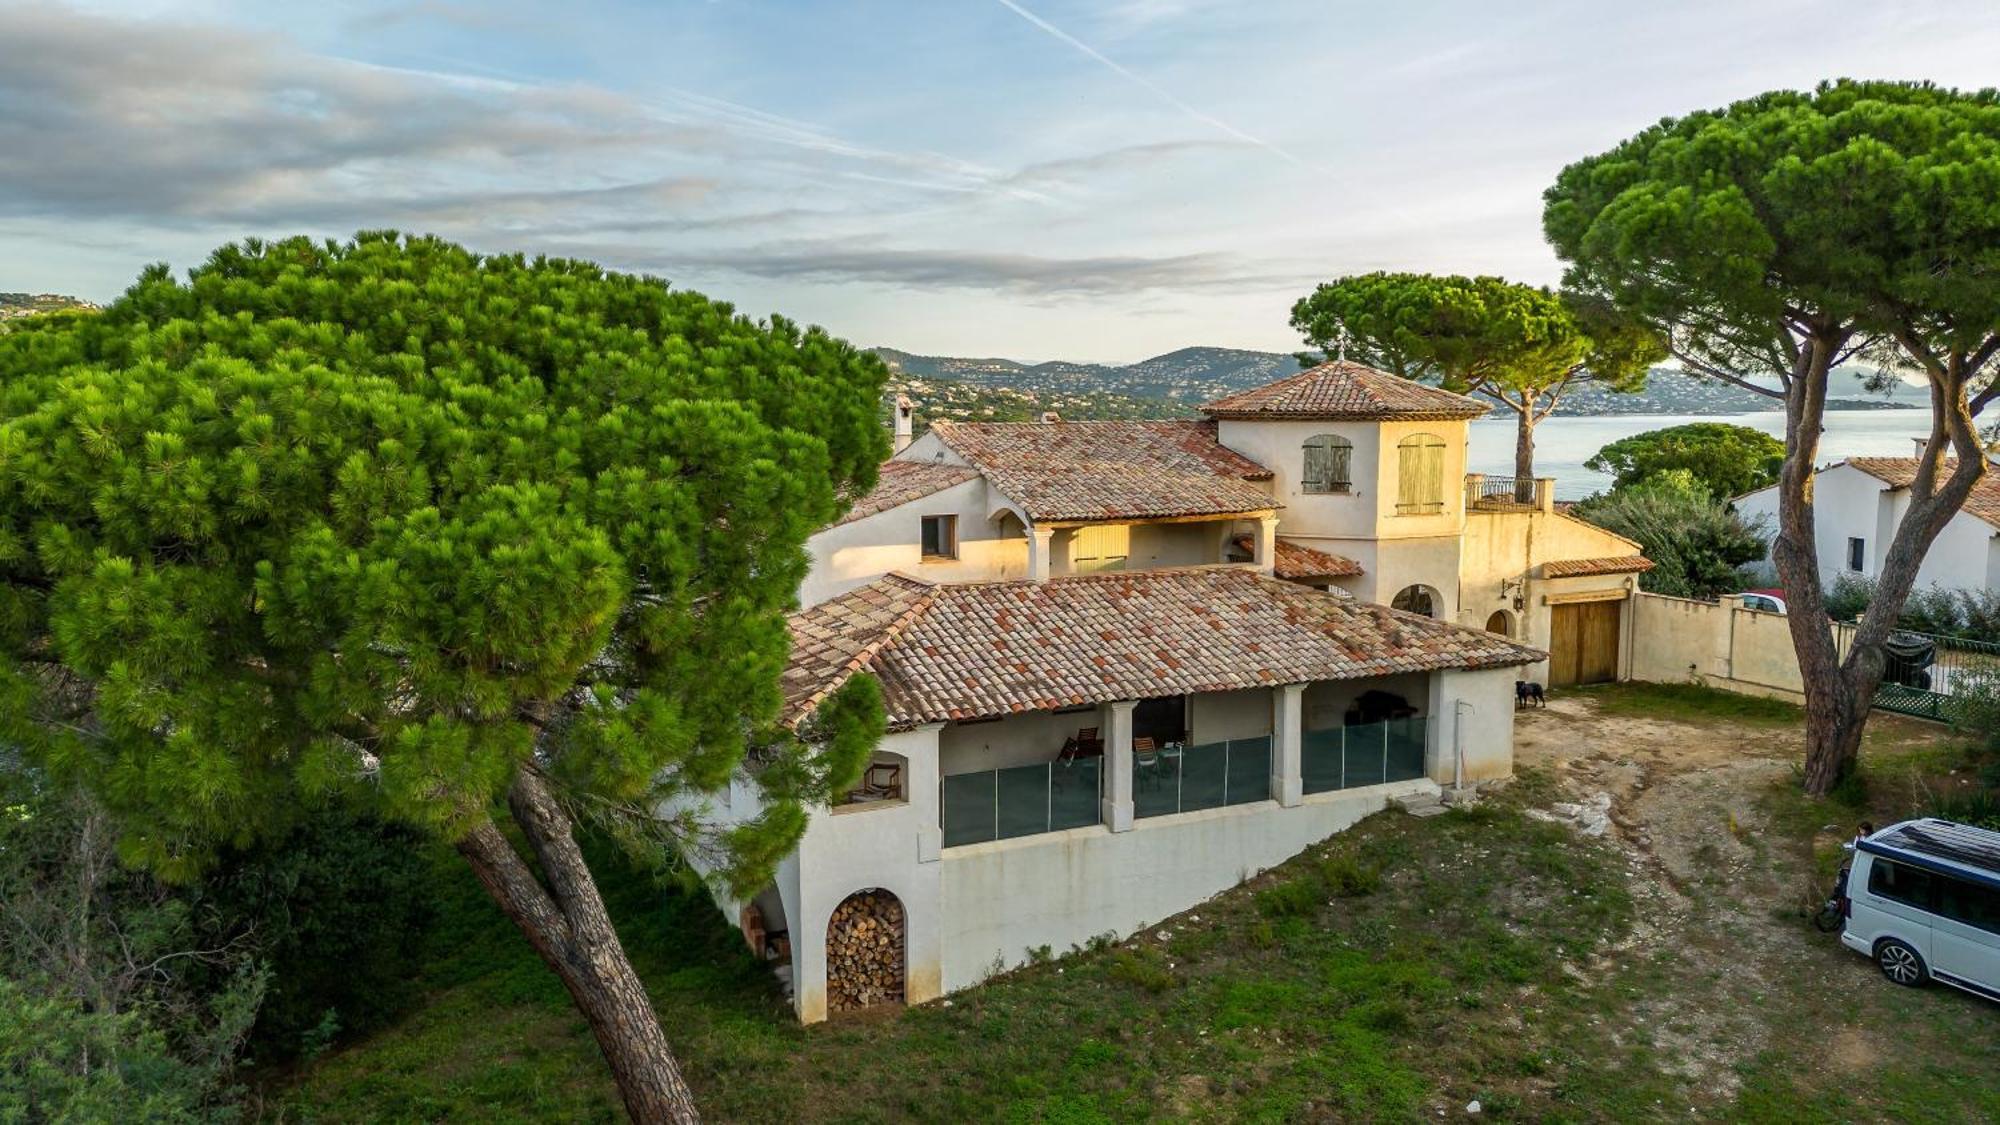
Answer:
[1738,588,1787,615]
[1839,818,2000,1003]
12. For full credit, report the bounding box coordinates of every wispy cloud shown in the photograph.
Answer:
[992,0,1306,168]
[661,239,1316,298]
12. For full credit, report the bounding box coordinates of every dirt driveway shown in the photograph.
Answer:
[1508,690,1994,1114]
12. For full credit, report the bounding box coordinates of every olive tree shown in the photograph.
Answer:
[0,233,888,1121]
[1290,273,1661,489]
[1545,80,2000,795]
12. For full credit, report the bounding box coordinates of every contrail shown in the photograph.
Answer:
[993,0,1305,168]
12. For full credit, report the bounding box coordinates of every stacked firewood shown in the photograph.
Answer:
[826,889,905,1012]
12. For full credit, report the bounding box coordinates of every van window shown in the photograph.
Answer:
[1936,875,2000,935]
[1866,858,1935,910]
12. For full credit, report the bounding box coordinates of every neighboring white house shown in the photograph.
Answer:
[1734,456,2000,594]
[692,360,1655,1023]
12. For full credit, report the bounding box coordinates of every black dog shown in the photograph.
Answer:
[1515,680,1546,709]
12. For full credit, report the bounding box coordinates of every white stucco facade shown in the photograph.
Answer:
[756,665,1518,1021]
[716,364,1657,1024]
[1734,461,2000,596]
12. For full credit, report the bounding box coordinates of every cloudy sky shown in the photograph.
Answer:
[6,1,2000,361]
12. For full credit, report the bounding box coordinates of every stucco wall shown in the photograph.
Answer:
[1628,592,1856,702]
[1214,417,1387,539]
[939,707,1099,774]
[801,476,1026,607]
[1427,665,1518,782]
[1050,520,1240,577]
[1735,464,1997,596]
[1214,416,1471,543]
[936,777,1432,992]
[1302,672,1429,728]
[786,725,947,1023]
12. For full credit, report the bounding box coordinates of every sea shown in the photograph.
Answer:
[1470,410,1932,500]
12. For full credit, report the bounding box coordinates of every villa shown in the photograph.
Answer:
[700,361,1656,1022]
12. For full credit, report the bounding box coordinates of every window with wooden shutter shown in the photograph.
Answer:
[1395,433,1446,514]
[1301,434,1352,494]
[1070,524,1129,573]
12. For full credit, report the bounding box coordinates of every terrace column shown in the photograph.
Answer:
[1253,515,1280,575]
[1271,683,1304,807]
[1029,525,1056,582]
[1100,699,1135,832]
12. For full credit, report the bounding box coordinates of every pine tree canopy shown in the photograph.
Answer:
[0,232,889,889]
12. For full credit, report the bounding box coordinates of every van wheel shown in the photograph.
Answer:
[1875,939,1927,987]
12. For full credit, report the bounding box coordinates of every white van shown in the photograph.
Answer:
[1840,818,2000,1002]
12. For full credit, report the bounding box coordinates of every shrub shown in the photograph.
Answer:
[1106,948,1177,993]
[189,808,439,1060]
[1320,855,1383,898]
[0,979,212,1124]
[1571,475,1768,599]
[1255,878,1322,919]
[1823,574,2000,646]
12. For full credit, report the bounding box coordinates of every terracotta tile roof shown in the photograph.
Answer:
[1201,360,1491,421]
[1538,555,1655,579]
[780,573,937,729]
[830,460,981,527]
[1842,457,2000,530]
[928,420,1277,522]
[1229,535,1365,580]
[784,567,1543,730]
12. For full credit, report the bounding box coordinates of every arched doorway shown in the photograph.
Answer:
[1485,610,1514,637]
[826,888,905,1013]
[1391,584,1438,618]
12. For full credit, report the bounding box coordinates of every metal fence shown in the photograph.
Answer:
[1466,475,1537,510]
[941,757,1102,847]
[1300,717,1429,795]
[1850,627,2000,724]
[1133,736,1272,819]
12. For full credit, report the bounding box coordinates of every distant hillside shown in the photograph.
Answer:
[0,292,98,322]
[871,345,1918,418]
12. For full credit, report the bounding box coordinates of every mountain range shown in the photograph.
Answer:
[871,345,1919,419]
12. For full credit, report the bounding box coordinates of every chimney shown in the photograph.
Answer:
[893,394,914,453]
[1911,437,1927,459]
[1040,411,1062,425]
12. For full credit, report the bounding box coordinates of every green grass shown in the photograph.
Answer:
[278,792,1655,1123]
[274,693,2000,1124]
[1564,680,1803,724]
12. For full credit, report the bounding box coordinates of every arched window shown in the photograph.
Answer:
[1485,610,1514,637]
[1301,434,1353,494]
[1395,433,1447,514]
[1392,584,1438,618]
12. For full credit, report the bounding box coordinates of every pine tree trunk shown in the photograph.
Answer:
[1512,408,1537,501]
[455,771,701,1124]
[1775,335,1989,797]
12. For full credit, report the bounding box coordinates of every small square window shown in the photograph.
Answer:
[921,515,958,561]
[1846,537,1865,572]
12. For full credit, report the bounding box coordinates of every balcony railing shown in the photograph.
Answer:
[1301,717,1428,794]
[1134,736,1272,819]
[941,757,1101,847]
[1466,474,1552,512]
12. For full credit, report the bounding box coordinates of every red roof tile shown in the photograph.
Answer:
[830,460,981,527]
[1842,457,2000,529]
[1229,535,1365,579]
[1538,556,1654,579]
[784,567,1543,729]
[780,573,935,729]
[1201,360,1490,421]
[929,420,1276,522]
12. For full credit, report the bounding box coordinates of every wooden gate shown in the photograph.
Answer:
[1549,599,1621,687]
